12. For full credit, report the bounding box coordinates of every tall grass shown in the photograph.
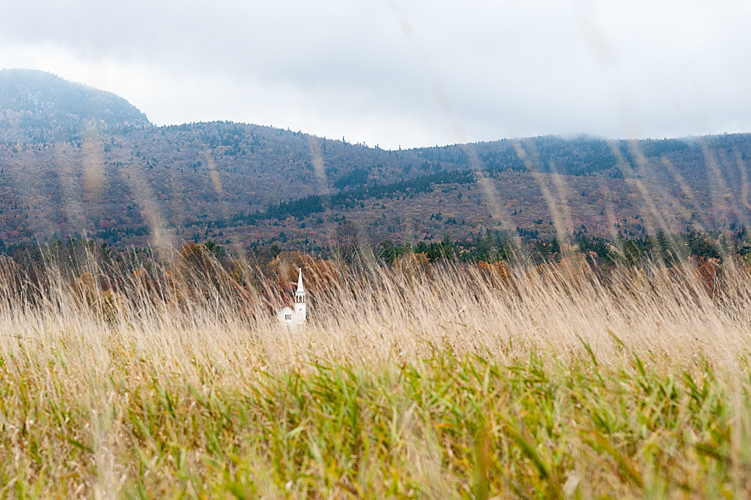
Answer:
[0,250,750,498]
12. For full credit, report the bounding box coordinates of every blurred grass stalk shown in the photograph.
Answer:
[0,252,750,498]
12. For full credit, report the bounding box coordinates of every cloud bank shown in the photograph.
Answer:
[1,0,750,149]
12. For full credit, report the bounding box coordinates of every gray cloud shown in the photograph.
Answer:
[1,0,750,148]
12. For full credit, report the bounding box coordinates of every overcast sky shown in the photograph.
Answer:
[1,0,750,149]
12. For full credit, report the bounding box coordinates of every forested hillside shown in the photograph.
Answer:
[0,69,149,143]
[1,69,751,252]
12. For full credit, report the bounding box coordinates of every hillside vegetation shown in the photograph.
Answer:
[0,69,149,143]
[1,70,751,252]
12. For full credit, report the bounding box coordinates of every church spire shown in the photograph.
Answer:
[296,268,304,294]
[294,268,307,322]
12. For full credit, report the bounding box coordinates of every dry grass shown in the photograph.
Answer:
[0,254,750,498]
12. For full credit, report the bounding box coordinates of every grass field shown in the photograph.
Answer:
[0,255,750,498]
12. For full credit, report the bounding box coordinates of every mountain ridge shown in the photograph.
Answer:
[0,69,151,143]
[0,69,749,251]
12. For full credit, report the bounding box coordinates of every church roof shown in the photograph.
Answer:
[277,306,294,322]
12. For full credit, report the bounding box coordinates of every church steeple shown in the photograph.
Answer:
[294,268,307,323]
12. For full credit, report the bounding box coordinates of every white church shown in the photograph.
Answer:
[277,268,307,326]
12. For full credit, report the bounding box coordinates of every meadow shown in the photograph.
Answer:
[0,246,750,499]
